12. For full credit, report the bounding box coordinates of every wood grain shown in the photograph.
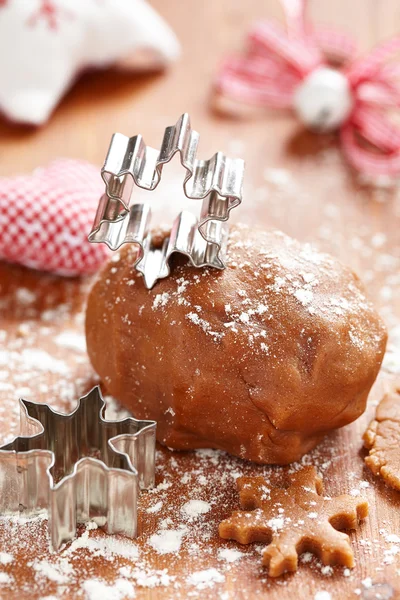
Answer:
[0,1,399,599]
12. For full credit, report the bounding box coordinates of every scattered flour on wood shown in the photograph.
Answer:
[146,501,163,514]
[0,552,13,565]
[314,592,331,600]
[83,578,135,600]
[148,528,187,554]
[218,548,244,563]
[181,500,211,520]
[186,568,225,590]
[32,558,73,584]
[55,331,87,353]
[15,288,36,305]
[382,325,400,374]
[65,526,139,560]
[0,572,13,584]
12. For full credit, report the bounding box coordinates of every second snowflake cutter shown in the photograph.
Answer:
[0,386,156,550]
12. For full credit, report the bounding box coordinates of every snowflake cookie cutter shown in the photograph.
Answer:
[0,386,156,551]
[88,113,245,289]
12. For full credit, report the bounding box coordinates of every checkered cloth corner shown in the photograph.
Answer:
[0,159,110,276]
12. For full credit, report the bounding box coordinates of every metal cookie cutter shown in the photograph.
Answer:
[88,113,244,289]
[0,386,156,550]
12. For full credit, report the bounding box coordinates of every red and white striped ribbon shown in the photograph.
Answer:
[215,0,400,177]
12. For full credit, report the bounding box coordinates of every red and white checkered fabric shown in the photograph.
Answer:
[0,159,109,276]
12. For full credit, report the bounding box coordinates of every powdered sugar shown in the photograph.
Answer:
[16,349,70,375]
[382,325,400,374]
[83,578,135,600]
[218,548,244,563]
[152,293,170,310]
[32,558,73,584]
[15,288,36,305]
[0,572,13,584]
[0,552,13,565]
[0,436,397,599]
[186,568,225,590]
[186,312,223,341]
[146,225,381,364]
[181,500,211,520]
[267,517,285,531]
[148,528,187,554]
[146,501,163,514]
[294,288,314,305]
[55,331,86,353]
[65,526,139,560]
[314,592,331,600]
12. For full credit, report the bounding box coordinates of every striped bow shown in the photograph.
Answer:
[215,0,400,179]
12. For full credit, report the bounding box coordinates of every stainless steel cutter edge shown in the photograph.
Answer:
[88,113,244,289]
[0,386,156,550]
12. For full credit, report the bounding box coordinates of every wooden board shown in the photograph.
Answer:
[0,1,399,599]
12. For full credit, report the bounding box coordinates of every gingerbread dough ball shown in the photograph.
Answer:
[86,226,387,464]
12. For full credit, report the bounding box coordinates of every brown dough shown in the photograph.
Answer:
[85,225,387,464]
[364,386,400,490]
[219,466,368,577]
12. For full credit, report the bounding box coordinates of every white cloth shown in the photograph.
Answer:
[0,0,180,125]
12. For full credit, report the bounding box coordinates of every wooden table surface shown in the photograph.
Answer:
[0,1,399,599]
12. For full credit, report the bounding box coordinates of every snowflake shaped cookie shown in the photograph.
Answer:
[219,466,368,577]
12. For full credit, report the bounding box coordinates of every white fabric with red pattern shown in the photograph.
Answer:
[0,0,179,125]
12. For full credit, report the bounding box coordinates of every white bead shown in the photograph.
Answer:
[293,67,353,132]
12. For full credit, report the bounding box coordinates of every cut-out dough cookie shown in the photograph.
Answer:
[364,386,400,490]
[219,466,368,577]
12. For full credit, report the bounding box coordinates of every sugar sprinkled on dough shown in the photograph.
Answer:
[146,226,382,364]
[186,312,223,341]
[294,288,314,305]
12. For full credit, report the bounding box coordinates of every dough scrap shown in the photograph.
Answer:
[364,386,400,490]
[219,466,368,577]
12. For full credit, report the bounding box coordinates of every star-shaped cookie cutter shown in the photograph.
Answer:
[88,113,244,289]
[0,386,156,550]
